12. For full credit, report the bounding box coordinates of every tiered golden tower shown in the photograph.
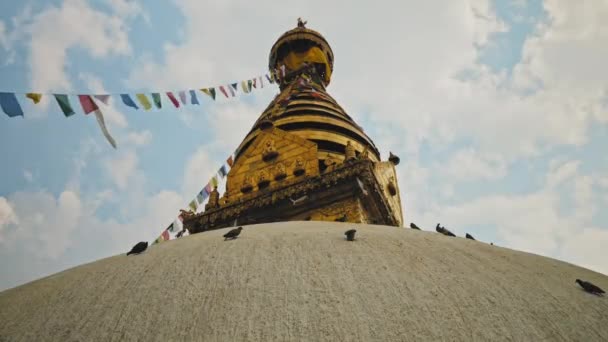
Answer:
[183,21,403,233]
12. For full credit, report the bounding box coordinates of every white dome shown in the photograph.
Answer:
[1,222,607,341]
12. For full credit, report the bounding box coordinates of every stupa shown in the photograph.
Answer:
[183,20,403,233]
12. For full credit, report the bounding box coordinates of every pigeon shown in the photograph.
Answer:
[465,233,476,240]
[127,242,148,256]
[436,223,455,237]
[345,229,357,241]
[576,279,605,296]
[223,227,243,240]
[410,223,421,230]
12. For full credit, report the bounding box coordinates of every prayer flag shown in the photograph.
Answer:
[153,236,163,245]
[219,86,229,98]
[227,155,234,167]
[200,88,216,100]
[241,81,250,93]
[167,222,176,233]
[152,93,162,108]
[120,94,138,110]
[54,94,75,117]
[94,109,117,149]
[26,93,42,104]
[162,229,170,241]
[260,76,264,88]
[247,80,253,92]
[227,85,235,97]
[280,65,286,77]
[196,192,204,204]
[204,183,212,195]
[166,92,180,108]
[189,90,199,105]
[94,95,110,105]
[189,200,198,211]
[219,165,228,178]
[211,176,218,187]
[252,78,257,88]
[178,91,187,105]
[0,92,24,117]
[135,94,152,110]
[266,73,274,84]
[231,83,238,92]
[78,95,99,114]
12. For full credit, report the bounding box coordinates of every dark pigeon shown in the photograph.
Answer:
[465,233,476,240]
[576,279,605,296]
[436,223,455,237]
[345,229,357,241]
[127,241,148,256]
[410,223,421,230]
[223,227,243,240]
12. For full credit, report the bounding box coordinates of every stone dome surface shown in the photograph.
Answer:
[1,221,607,341]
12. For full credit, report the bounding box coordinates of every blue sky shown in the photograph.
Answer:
[1,0,607,291]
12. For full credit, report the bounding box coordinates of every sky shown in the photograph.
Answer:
[0,0,607,291]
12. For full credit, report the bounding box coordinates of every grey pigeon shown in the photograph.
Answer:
[410,223,421,230]
[223,227,243,240]
[576,279,605,296]
[345,229,357,241]
[465,233,475,240]
[127,241,148,256]
[436,223,455,237]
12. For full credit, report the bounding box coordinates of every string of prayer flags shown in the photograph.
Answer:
[136,94,152,110]
[166,92,180,108]
[189,90,199,105]
[219,86,229,98]
[54,94,75,117]
[94,108,117,149]
[241,81,250,93]
[26,93,42,104]
[219,165,228,178]
[94,94,110,105]
[0,92,24,117]
[200,88,216,100]
[152,93,162,109]
[78,95,99,114]
[179,91,187,105]
[121,94,138,110]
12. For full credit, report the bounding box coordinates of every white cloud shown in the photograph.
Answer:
[0,20,7,49]
[0,197,19,242]
[105,150,138,190]
[443,148,507,182]
[125,130,152,146]
[24,0,137,92]
[23,170,33,183]
[546,160,580,188]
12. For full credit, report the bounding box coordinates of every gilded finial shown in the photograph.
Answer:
[297,17,307,28]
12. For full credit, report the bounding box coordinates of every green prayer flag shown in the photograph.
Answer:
[189,200,197,211]
[54,94,75,117]
[152,93,162,108]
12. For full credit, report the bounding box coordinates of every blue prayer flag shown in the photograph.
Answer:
[189,90,199,105]
[120,94,138,110]
[0,92,24,117]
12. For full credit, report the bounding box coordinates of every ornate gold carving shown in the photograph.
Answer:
[293,157,306,176]
[240,176,253,193]
[257,169,270,188]
[205,186,220,211]
[345,141,356,161]
[262,139,279,161]
[273,162,287,180]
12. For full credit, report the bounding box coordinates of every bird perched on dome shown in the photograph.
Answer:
[297,17,307,28]
[345,229,357,241]
[576,279,605,296]
[410,223,421,230]
[223,227,243,241]
[126,241,148,256]
[465,233,476,240]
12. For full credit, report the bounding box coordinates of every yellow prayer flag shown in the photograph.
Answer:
[26,93,42,104]
[136,94,152,111]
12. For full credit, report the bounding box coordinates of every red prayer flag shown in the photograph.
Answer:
[162,229,170,241]
[219,86,229,98]
[78,95,99,114]
[166,92,180,108]
[227,155,234,167]
[252,78,257,88]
